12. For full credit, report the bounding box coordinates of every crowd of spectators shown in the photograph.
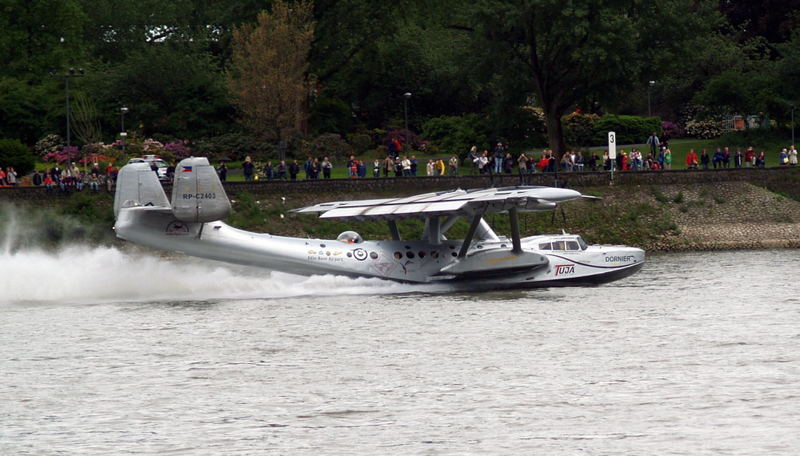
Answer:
[2,163,118,192]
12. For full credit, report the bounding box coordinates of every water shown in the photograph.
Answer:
[1,246,799,455]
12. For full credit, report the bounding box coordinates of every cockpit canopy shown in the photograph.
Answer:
[337,231,363,244]
[538,236,588,251]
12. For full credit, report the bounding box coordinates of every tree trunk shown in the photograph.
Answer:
[543,105,566,161]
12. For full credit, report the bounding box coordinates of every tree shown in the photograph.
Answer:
[70,92,102,145]
[471,0,717,159]
[227,0,315,143]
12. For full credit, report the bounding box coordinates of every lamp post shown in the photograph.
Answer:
[648,80,655,116]
[403,92,412,135]
[120,106,129,157]
[50,68,85,168]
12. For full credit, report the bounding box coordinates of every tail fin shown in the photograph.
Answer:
[113,162,171,218]
[171,157,231,222]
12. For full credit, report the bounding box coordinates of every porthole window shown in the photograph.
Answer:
[370,252,379,259]
[406,251,415,259]
[431,251,439,258]
[346,252,353,257]
[418,251,426,258]
[394,252,402,259]
[451,252,457,257]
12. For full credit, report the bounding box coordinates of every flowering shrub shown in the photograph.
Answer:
[662,121,682,139]
[684,120,725,139]
[143,138,164,152]
[34,134,64,157]
[43,146,79,164]
[164,141,192,160]
[384,129,422,150]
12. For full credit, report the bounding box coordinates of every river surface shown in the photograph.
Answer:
[1,246,799,455]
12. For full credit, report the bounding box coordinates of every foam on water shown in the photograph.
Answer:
[0,245,446,304]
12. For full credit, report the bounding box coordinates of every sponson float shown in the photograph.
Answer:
[113,157,644,289]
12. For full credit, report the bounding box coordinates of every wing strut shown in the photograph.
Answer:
[458,214,484,258]
[508,207,522,253]
[387,220,401,240]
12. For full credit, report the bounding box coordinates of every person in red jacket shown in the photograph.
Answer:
[686,148,699,170]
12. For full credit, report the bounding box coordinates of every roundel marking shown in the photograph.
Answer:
[353,248,368,261]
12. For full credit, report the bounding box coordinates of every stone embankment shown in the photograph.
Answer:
[2,167,800,251]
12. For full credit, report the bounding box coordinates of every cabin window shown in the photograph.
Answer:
[552,241,567,250]
[539,243,552,250]
[566,241,580,251]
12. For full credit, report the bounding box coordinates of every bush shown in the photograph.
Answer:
[563,112,600,147]
[662,121,682,139]
[346,132,373,153]
[34,134,65,158]
[0,138,36,176]
[592,115,661,145]
[300,133,353,162]
[421,114,489,160]
[684,119,725,139]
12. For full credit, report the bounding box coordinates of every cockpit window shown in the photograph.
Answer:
[566,241,580,251]
[576,236,588,250]
[539,242,551,250]
[336,231,363,244]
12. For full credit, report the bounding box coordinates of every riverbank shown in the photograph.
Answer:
[2,169,800,252]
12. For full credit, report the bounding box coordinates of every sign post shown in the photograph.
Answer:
[608,131,616,184]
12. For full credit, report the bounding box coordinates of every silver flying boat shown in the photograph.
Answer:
[113,157,644,289]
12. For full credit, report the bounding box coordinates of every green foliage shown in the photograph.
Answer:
[0,138,35,176]
[194,133,275,162]
[0,77,58,145]
[593,115,661,145]
[346,132,373,153]
[422,114,489,159]
[672,192,685,204]
[651,187,670,203]
[310,98,354,135]
[563,112,599,147]
[301,133,353,161]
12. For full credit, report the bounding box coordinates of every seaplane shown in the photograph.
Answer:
[113,157,644,289]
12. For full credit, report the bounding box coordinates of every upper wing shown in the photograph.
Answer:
[293,186,584,220]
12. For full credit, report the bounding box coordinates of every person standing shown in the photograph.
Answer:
[321,157,332,178]
[664,148,673,170]
[373,159,381,177]
[789,145,798,166]
[242,156,255,181]
[646,132,660,157]
[217,162,228,181]
[288,159,300,180]
[700,149,710,169]
[448,156,459,175]
[733,149,743,168]
[493,142,505,174]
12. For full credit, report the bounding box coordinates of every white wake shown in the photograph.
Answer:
[0,245,443,304]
